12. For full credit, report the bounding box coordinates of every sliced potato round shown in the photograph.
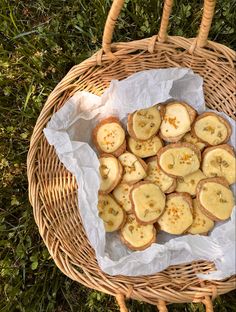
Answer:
[127,105,161,141]
[196,177,234,221]
[157,143,201,178]
[99,154,123,194]
[181,132,206,151]
[157,192,193,235]
[201,144,236,185]
[192,112,231,146]
[120,214,156,251]
[188,199,214,235]
[130,181,166,224]
[118,152,147,184]
[98,194,126,232]
[160,101,197,142]
[144,157,176,193]
[128,135,163,158]
[113,183,133,214]
[176,169,206,196]
[92,116,126,156]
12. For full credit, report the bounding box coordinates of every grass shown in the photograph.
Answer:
[0,0,235,311]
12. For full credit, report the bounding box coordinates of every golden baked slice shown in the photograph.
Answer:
[188,198,214,235]
[157,143,201,178]
[99,154,123,194]
[92,116,126,156]
[98,194,126,232]
[144,157,176,193]
[196,177,235,221]
[120,214,156,251]
[159,101,197,142]
[130,181,166,224]
[127,105,161,141]
[201,144,236,185]
[118,152,147,184]
[181,132,206,151]
[176,169,206,196]
[157,192,193,235]
[192,112,232,146]
[113,183,133,214]
[127,135,163,158]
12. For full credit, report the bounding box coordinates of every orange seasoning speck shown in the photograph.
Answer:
[164,116,178,129]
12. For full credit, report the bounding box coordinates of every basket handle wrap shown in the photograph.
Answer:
[102,0,216,57]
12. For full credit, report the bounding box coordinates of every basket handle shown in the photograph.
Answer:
[115,294,129,312]
[102,0,216,58]
[196,0,216,47]
[116,294,214,311]
[102,0,125,59]
[116,295,169,312]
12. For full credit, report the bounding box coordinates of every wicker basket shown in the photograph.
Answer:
[27,0,236,311]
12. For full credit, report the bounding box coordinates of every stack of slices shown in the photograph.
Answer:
[92,101,235,251]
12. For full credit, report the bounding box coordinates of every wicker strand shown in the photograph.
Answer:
[156,299,168,312]
[116,294,129,312]
[158,0,173,43]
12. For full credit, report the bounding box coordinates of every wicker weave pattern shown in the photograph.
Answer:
[27,0,236,311]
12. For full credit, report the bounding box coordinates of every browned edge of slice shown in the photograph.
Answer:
[120,220,157,251]
[99,153,123,194]
[145,155,158,164]
[126,135,164,156]
[191,112,232,146]
[130,181,165,225]
[181,132,206,150]
[127,106,161,141]
[181,102,197,124]
[145,156,177,193]
[159,101,197,142]
[111,140,126,157]
[202,143,235,161]
[119,209,127,231]
[98,192,127,232]
[187,199,215,236]
[154,222,160,231]
[166,192,194,233]
[196,176,230,221]
[159,131,185,143]
[112,182,133,214]
[92,116,126,156]
[167,192,193,213]
[157,142,202,178]
[122,154,148,185]
[138,156,148,172]
[165,178,177,194]
[159,104,166,120]
[126,135,132,154]
[161,101,197,123]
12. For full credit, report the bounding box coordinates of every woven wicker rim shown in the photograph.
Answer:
[27,0,236,311]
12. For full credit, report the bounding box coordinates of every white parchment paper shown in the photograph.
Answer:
[44,68,236,279]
